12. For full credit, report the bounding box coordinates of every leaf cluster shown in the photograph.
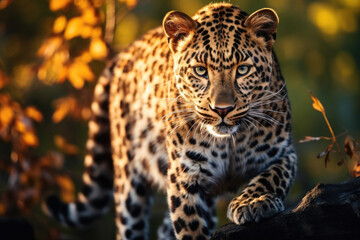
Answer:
[300,92,360,177]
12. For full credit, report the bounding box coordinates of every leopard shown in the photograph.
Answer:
[44,3,297,240]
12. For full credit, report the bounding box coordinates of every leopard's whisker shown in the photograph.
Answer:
[251,108,286,114]
[243,117,258,131]
[166,113,195,122]
[185,120,198,142]
[161,109,194,120]
[246,115,265,129]
[248,111,282,126]
[168,116,194,137]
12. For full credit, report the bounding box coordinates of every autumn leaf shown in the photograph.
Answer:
[344,135,360,177]
[49,0,72,11]
[0,106,14,127]
[56,175,75,202]
[22,131,39,147]
[82,7,99,25]
[68,61,94,89]
[310,93,325,113]
[89,38,108,59]
[37,36,64,58]
[52,96,86,122]
[64,17,84,40]
[0,0,12,9]
[91,27,102,38]
[76,51,92,63]
[42,50,69,83]
[303,91,346,168]
[119,0,138,9]
[54,135,79,155]
[25,106,43,122]
[53,15,67,34]
[344,135,360,162]
[14,119,27,133]
[317,145,332,167]
[52,97,73,123]
[38,151,64,169]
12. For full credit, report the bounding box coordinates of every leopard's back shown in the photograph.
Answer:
[109,27,174,191]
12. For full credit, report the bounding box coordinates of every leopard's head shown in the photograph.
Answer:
[163,3,279,138]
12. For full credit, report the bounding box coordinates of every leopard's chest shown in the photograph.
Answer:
[201,131,285,194]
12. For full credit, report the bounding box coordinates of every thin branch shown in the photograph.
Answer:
[104,0,116,46]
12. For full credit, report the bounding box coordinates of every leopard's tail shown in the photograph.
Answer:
[43,64,114,227]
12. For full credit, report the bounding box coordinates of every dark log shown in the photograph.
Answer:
[0,217,35,240]
[211,177,360,240]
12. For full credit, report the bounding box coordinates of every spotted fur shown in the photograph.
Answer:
[45,3,297,240]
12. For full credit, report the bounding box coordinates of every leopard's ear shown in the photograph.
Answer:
[245,8,279,50]
[163,11,197,53]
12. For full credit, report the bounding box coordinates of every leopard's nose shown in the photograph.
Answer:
[209,105,235,118]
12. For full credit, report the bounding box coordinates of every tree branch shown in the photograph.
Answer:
[211,177,360,240]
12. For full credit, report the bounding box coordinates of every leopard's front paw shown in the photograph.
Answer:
[227,194,284,225]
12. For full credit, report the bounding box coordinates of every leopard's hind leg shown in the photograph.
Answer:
[157,212,176,240]
[113,155,153,240]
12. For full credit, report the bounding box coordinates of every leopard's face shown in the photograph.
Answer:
[164,4,278,137]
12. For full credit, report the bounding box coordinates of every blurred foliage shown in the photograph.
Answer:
[0,0,359,239]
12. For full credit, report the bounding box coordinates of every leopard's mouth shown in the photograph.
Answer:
[206,122,239,138]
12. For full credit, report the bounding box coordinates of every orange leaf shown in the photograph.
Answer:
[311,94,325,113]
[39,151,64,168]
[49,0,71,11]
[52,102,70,123]
[56,175,75,202]
[119,0,138,9]
[89,38,108,59]
[68,61,94,89]
[82,7,99,25]
[52,97,77,123]
[22,132,39,147]
[64,17,84,40]
[53,15,67,34]
[54,135,79,155]
[74,0,91,10]
[0,0,12,9]
[37,36,63,58]
[0,106,14,127]
[92,0,104,7]
[14,120,27,133]
[25,106,43,122]
[76,51,92,63]
[91,27,102,38]
[80,25,93,39]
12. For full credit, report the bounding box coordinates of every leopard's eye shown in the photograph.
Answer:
[236,65,251,77]
[193,66,208,78]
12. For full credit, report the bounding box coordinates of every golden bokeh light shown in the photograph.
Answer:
[308,3,339,35]
[308,2,358,35]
